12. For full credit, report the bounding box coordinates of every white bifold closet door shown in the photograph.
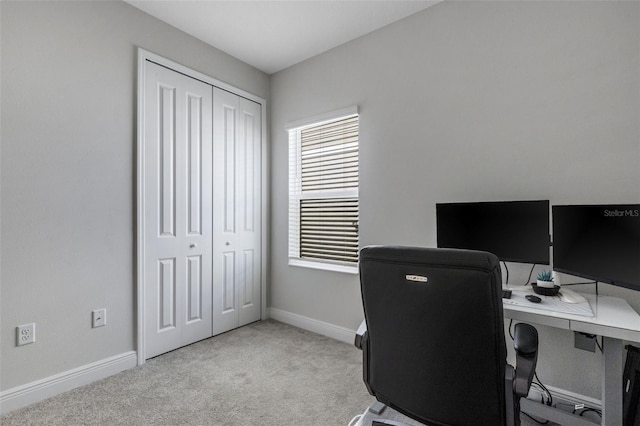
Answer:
[143,62,214,359]
[143,61,262,359]
[212,87,262,336]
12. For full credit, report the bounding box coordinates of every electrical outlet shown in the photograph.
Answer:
[16,323,35,346]
[92,309,106,328]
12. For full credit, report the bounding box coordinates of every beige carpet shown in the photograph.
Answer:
[1,320,373,425]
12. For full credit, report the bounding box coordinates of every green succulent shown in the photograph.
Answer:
[537,270,554,282]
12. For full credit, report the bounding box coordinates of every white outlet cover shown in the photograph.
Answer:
[16,323,35,346]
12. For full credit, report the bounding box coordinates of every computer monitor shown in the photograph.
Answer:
[552,204,640,291]
[436,200,550,264]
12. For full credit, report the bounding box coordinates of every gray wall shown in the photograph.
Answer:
[270,1,640,398]
[0,0,269,391]
[2,0,640,404]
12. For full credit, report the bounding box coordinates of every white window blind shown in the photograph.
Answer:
[288,108,359,271]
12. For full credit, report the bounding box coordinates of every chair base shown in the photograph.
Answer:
[352,402,425,426]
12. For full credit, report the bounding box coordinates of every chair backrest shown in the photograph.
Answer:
[359,246,507,426]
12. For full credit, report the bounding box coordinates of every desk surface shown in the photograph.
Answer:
[503,292,640,342]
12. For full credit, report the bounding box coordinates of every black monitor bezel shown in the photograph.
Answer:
[436,199,551,265]
[552,204,640,291]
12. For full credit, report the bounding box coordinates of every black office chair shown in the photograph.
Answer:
[355,246,539,426]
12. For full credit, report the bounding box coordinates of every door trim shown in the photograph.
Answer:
[136,48,268,365]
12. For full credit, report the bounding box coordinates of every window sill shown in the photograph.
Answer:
[289,258,358,275]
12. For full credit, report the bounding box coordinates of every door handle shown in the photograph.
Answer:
[189,243,197,248]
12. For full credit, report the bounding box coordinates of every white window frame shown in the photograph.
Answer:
[287,106,359,274]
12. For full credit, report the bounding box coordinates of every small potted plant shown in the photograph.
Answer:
[536,270,555,288]
[533,270,560,296]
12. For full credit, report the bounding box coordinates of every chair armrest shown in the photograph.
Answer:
[355,320,367,350]
[355,320,374,396]
[513,323,539,398]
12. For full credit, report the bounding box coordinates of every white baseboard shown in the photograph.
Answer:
[269,308,356,344]
[0,351,137,414]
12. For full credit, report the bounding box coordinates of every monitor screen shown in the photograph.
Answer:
[436,200,550,264]
[552,204,640,291]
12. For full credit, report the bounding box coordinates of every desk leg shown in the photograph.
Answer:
[602,337,623,425]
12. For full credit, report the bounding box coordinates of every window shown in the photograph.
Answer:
[287,107,359,273]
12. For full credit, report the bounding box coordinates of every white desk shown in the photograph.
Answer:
[503,293,640,426]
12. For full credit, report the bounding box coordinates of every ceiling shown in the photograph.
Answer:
[125,0,441,74]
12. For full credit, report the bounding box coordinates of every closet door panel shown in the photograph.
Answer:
[143,61,213,358]
[213,88,241,335]
[212,88,262,334]
[237,97,262,327]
